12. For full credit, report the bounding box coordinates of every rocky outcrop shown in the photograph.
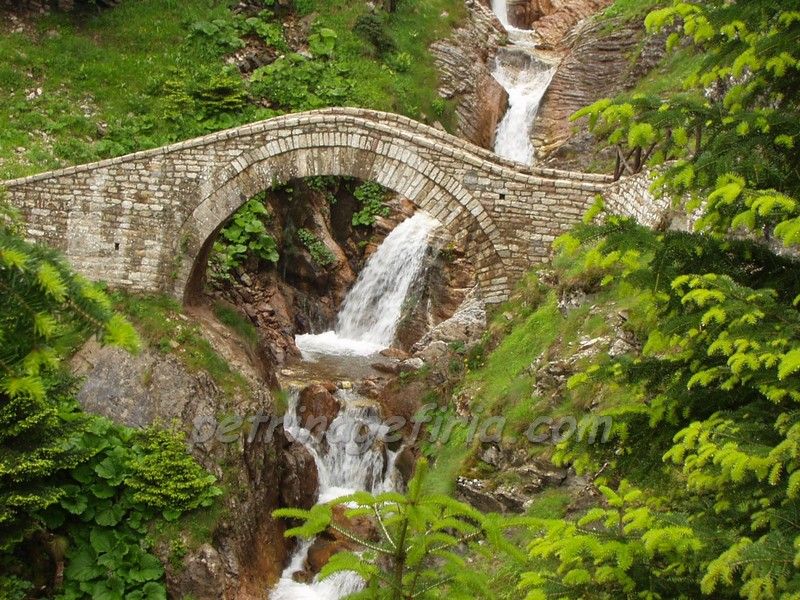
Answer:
[431,0,508,148]
[281,440,319,509]
[534,15,666,169]
[520,0,612,47]
[213,181,418,366]
[71,325,290,599]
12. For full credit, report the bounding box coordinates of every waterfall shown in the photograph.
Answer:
[271,390,402,599]
[491,0,510,29]
[296,211,440,358]
[489,0,556,165]
[492,51,556,164]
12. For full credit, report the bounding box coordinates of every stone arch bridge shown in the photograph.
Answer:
[2,107,637,305]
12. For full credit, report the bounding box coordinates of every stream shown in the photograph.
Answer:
[270,211,441,599]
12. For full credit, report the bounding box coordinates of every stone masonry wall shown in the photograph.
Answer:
[1,108,660,305]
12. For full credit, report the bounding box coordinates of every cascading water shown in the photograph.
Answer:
[271,211,436,599]
[489,0,557,165]
[491,0,510,29]
[270,389,402,599]
[492,51,556,164]
[296,211,440,358]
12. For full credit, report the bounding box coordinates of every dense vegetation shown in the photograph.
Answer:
[0,203,221,599]
[281,1,800,598]
[0,0,462,180]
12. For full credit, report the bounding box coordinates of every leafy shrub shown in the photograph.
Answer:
[297,228,337,267]
[42,417,222,599]
[354,12,396,57]
[308,27,338,59]
[387,51,412,73]
[210,197,279,281]
[189,18,245,51]
[352,181,391,226]
[250,54,352,110]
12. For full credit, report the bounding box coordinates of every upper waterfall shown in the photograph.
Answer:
[295,211,440,358]
[492,50,556,164]
[489,0,556,165]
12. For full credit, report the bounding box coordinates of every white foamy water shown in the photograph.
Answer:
[489,0,556,165]
[492,52,556,164]
[296,211,440,359]
[491,0,511,28]
[271,390,402,599]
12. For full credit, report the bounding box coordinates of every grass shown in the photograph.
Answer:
[114,292,250,398]
[0,0,465,179]
[0,0,232,179]
[600,0,664,22]
[212,300,259,353]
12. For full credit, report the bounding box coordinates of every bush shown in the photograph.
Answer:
[354,12,396,57]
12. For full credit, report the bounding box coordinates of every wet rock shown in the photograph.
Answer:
[394,446,417,483]
[372,362,401,375]
[280,441,319,510]
[297,383,341,436]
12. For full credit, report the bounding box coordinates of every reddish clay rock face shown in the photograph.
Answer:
[534,16,665,168]
[297,383,341,437]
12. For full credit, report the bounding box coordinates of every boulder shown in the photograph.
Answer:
[304,505,378,576]
[280,442,319,510]
[297,383,341,437]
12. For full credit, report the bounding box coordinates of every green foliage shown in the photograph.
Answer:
[521,481,702,599]
[352,181,391,227]
[250,53,353,111]
[0,225,139,549]
[274,458,525,599]
[44,418,220,599]
[532,213,800,599]
[354,12,396,57]
[125,428,221,516]
[210,197,279,282]
[573,1,800,251]
[0,223,220,598]
[297,228,337,267]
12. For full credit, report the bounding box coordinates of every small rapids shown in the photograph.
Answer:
[272,213,436,598]
[295,211,440,359]
[270,390,402,599]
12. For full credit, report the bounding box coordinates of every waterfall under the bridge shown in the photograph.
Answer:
[295,211,440,359]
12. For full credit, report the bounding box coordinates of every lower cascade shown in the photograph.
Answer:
[295,211,440,358]
[271,390,401,599]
